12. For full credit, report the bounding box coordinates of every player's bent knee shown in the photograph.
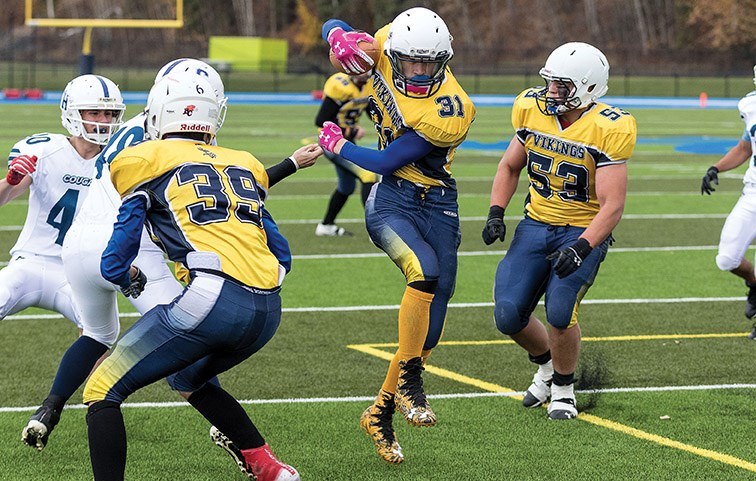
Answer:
[547,312,574,330]
[715,253,741,272]
[494,301,526,335]
[82,327,119,349]
[86,400,121,420]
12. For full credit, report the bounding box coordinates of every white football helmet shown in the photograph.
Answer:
[384,7,453,98]
[145,76,220,142]
[60,74,125,145]
[536,42,609,115]
[752,65,756,88]
[155,58,228,128]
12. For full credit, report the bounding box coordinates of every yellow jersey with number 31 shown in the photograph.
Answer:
[512,88,637,227]
[365,25,476,189]
[109,139,280,288]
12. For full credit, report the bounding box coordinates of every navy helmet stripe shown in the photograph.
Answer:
[162,59,188,77]
[94,75,110,97]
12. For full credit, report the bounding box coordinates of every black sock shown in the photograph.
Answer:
[87,401,126,481]
[528,350,552,365]
[322,190,350,225]
[50,336,108,401]
[187,383,264,450]
[552,370,575,386]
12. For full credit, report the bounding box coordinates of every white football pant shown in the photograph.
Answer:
[0,253,82,326]
[716,183,756,272]
[63,223,183,347]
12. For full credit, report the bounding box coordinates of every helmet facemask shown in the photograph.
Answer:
[535,77,583,116]
[387,51,451,98]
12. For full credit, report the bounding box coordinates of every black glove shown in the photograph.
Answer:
[546,238,593,278]
[482,205,506,245]
[701,166,719,195]
[121,266,147,299]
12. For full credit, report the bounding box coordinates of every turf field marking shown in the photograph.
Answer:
[0,212,735,231]
[1,383,753,414]
[348,339,756,472]
[578,413,756,472]
[5,297,754,320]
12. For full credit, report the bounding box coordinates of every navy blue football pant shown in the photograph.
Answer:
[365,175,461,350]
[494,217,610,335]
[84,272,281,404]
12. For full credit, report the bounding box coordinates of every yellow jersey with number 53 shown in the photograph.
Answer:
[109,139,280,288]
[365,24,476,189]
[512,88,637,227]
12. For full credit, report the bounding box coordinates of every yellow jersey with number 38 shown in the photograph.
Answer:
[512,88,637,227]
[109,139,280,288]
[365,25,476,189]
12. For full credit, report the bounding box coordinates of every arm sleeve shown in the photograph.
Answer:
[266,157,298,188]
[100,194,148,289]
[339,130,436,176]
[322,19,353,41]
[262,207,292,273]
[315,97,342,127]
[743,127,750,142]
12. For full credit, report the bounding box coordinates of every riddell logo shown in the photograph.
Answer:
[180,123,211,132]
[183,105,196,116]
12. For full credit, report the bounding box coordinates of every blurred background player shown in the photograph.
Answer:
[21,59,226,451]
[0,73,124,354]
[320,7,474,464]
[84,75,320,481]
[314,71,378,236]
[482,42,636,419]
[700,64,756,339]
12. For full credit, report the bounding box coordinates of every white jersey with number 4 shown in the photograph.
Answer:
[8,133,93,258]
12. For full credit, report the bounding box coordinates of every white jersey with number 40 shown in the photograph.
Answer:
[8,133,94,258]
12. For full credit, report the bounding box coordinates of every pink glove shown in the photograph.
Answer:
[319,122,345,153]
[328,28,375,75]
[6,154,37,185]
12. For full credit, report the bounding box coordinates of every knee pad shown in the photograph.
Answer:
[494,300,526,335]
[715,253,740,272]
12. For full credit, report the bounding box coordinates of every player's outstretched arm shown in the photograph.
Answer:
[701,138,751,195]
[266,144,323,188]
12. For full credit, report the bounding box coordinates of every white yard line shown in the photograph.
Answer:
[0,383,753,413]
[4,295,749,320]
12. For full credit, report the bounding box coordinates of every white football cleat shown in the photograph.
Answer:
[315,223,352,237]
[548,383,578,420]
[523,360,553,408]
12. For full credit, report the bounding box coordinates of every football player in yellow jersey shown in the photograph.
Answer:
[83,76,321,481]
[482,42,636,420]
[320,6,475,464]
[314,71,378,236]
